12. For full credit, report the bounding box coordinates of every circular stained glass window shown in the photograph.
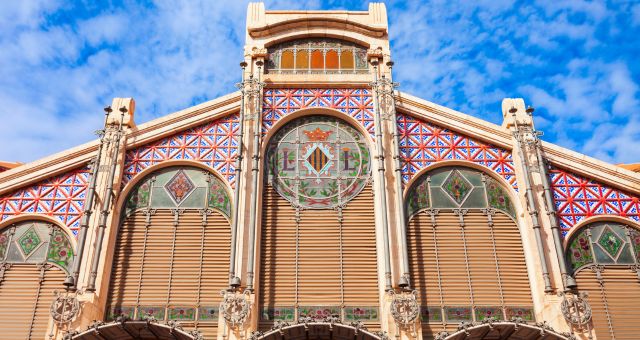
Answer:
[266,115,371,209]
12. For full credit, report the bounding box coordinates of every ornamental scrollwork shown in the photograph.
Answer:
[559,291,592,329]
[389,289,420,331]
[50,290,81,326]
[220,289,252,329]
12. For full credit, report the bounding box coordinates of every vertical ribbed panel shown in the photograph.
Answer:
[169,212,202,306]
[0,264,65,339]
[407,212,442,337]
[342,187,378,305]
[33,268,66,338]
[297,207,341,305]
[108,209,230,336]
[465,211,500,305]
[0,265,41,338]
[259,184,379,328]
[435,212,470,305]
[493,213,531,305]
[260,186,297,306]
[198,210,231,337]
[576,268,640,340]
[109,213,146,307]
[138,210,174,306]
[408,210,532,338]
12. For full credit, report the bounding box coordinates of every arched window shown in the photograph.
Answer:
[566,221,640,340]
[107,166,231,339]
[259,115,379,330]
[0,220,73,338]
[406,167,533,338]
[266,38,368,74]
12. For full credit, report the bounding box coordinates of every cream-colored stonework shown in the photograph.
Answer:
[0,2,639,340]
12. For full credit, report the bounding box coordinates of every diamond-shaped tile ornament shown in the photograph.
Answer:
[443,170,472,205]
[164,170,196,205]
[598,226,624,258]
[18,226,42,257]
[306,146,330,173]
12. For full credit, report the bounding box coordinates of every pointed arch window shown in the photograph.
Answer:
[266,38,369,74]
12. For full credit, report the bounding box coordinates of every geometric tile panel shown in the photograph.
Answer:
[397,112,517,189]
[0,167,90,236]
[262,88,375,139]
[550,167,640,236]
[122,114,239,188]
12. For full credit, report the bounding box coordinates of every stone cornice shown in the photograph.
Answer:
[0,141,97,195]
[395,91,513,150]
[541,141,640,194]
[248,17,387,38]
[0,91,242,195]
[125,91,241,148]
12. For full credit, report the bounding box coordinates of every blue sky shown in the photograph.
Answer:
[0,0,639,164]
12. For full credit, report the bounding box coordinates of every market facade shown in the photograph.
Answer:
[0,3,639,340]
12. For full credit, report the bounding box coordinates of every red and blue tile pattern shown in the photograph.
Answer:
[262,88,375,139]
[0,167,90,236]
[550,167,640,236]
[122,114,240,188]
[397,112,517,189]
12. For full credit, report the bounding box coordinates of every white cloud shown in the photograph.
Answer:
[0,0,638,166]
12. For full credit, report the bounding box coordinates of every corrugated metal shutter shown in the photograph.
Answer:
[492,212,531,306]
[342,187,378,306]
[32,267,66,338]
[107,209,230,337]
[0,264,65,339]
[409,210,532,338]
[576,268,640,340]
[259,184,379,329]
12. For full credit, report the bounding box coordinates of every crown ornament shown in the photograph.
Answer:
[303,128,333,141]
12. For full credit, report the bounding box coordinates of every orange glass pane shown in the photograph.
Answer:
[311,50,324,69]
[296,50,309,69]
[281,50,294,69]
[340,50,354,69]
[325,50,339,69]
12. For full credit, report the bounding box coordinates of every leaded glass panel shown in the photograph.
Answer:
[0,221,74,273]
[405,166,514,218]
[566,221,640,273]
[266,38,369,74]
[124,166,232,218]
[266,115,371,209]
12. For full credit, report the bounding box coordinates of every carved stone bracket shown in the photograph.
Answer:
[220,289,252,329]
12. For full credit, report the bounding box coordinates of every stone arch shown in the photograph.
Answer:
[71,319,199,340]
[439,321,571,340]
[254,322,383,340]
